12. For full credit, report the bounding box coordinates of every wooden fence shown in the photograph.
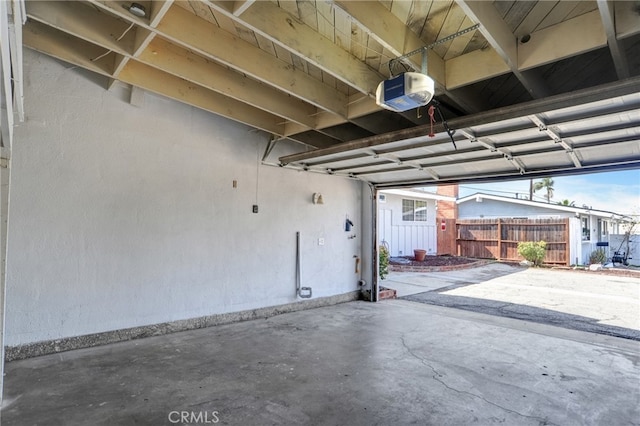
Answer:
[456,218,570,265]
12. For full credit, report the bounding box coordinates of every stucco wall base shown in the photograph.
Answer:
[5,291,362,361]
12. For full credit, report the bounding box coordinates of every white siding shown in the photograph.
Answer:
[377,193,436,256]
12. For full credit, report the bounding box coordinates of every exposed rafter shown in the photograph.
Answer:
[456,0,550,98]
[333,0,486,114]
[597,0,630,80]
[18,0,639,158]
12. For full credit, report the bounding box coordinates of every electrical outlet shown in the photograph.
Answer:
[252,205,258,213]
[318,238,325,246]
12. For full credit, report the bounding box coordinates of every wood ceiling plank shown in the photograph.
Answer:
[139,36,317,128]
[87,1,350,117]
[443,16,476,60]
[350,21,368,61]
[317,14,335,43]
[23,20,114,76]
[389,0,412,24]
[502,1,536,32]
[273,43,293,65]
[565,0,597,20]
[406,0,432,36]
[210,9,239,33]
[333,6,351,52]
[206,0,384,96]
[277,0,299,17]
[513,1,556,38]
[422,0,453,45]
[333,1,445,89]
[297,0,318,31]
[150,5,349,116]
[26,1,136,55]
[457,0,550,98]
[255,33,277,57]
[365,36,383,72]
[119,60,285,135]
[322,72,338,90]
[493,1,515,19]
[432,2,467,58]
[536,1,582,31]
[446,47,510,89]
[519,10,607,70]
[307,62,324,82]
[27,3,316,127]
[180,0,218,25]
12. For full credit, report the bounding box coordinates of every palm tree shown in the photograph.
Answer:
[533,177,554,203]
[557,199,575,206]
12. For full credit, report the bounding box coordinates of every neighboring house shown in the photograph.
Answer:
[458,193,634,265]
[378,189,455,257]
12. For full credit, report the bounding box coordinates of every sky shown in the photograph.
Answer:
[427,169,640,217]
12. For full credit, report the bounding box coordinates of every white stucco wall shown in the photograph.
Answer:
[5,50,362,346]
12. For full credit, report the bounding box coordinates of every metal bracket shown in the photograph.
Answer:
[388,24,480,76]
[262,135,283,162]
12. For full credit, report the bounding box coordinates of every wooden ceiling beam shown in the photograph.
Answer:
[597,0,630,80]
[518,10,607,71]
[204,0,383,97]
[232,1,256,17]
[23,20,288,138]
[86,1,348,118]
[138,37,317,128]
[26,1,317,129]
[456,0,550,99]
[333,0,487,114]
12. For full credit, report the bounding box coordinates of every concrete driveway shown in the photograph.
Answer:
[386,264,640,340]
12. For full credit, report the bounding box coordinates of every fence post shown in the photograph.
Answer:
[497,219,502,261]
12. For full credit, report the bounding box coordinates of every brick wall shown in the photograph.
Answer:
[437,185,458,255]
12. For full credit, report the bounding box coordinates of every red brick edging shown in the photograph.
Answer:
[389,259,493,273]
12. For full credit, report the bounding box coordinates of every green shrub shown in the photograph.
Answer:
[379,245,390,280]
[589,249,606,265]
[517,241,547,266]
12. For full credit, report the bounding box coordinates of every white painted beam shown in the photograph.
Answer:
[597,0,630,79]
[518,11,607,70]
[233,0,256,17]
[445,48,510,90]
[456,0,550,99]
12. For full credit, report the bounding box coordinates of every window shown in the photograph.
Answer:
[402,199,428,222]
[581,217,590,241]
[598,219,608,237]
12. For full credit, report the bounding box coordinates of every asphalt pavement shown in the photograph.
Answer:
[386,264,640,340]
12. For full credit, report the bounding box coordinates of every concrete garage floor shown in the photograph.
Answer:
[2,298,639,425]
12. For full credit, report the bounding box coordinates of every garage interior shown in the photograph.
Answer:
[0,1,638,424]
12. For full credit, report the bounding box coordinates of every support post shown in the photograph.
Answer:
[0,147,10,402]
